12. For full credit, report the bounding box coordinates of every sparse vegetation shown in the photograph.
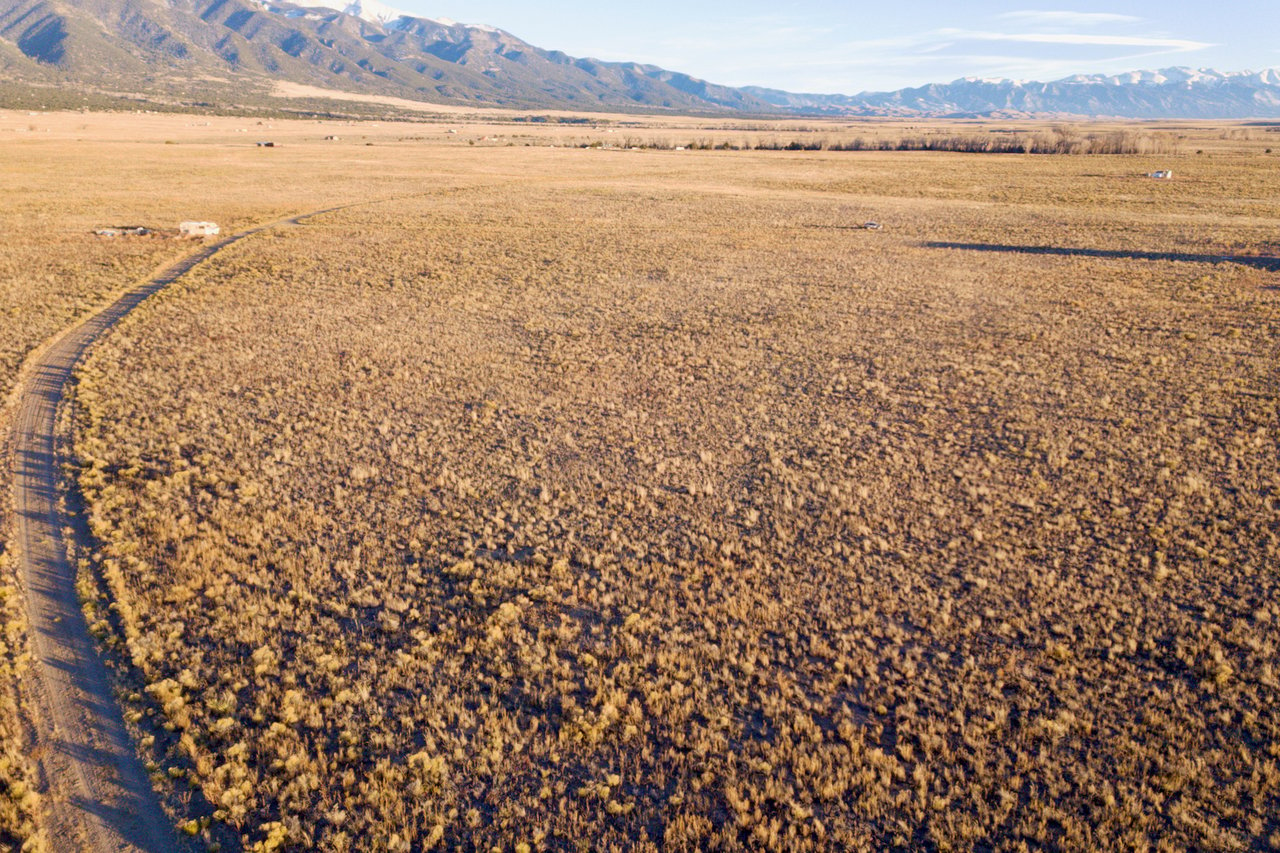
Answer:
[1,110,1278,850]
[610,126,1178,154]
[0,552,43,852]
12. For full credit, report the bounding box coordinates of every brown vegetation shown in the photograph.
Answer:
[612,126,1177,154]
[47,121,1280,851]
[0,108,481,849]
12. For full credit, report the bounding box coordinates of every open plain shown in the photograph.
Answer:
[1,109,1278,851]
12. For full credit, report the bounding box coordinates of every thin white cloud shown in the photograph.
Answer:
[709,22,1219,92]
[941,29,1214,50]
[580,8,1226,95]
[995,11,1142,27]
[834,27,1212,56]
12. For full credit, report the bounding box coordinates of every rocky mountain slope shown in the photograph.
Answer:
[0,0,774,111]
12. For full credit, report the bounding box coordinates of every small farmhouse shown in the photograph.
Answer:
[179,221,220,237]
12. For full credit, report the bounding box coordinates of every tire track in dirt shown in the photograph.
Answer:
[8,208,345,852]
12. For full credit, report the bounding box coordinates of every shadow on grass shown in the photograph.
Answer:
[923,241,1280,272]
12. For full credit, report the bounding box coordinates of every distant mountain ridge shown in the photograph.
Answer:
[1,0,1279,118]
[746,68,1280,119]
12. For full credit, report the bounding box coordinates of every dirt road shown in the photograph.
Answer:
[8,211,339,852]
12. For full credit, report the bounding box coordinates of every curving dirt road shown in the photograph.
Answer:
[8,209,341,852]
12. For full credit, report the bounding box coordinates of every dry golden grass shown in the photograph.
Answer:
[3,110,1280,850]
[0,108,505,850]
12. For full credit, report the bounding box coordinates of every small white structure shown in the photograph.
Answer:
[1148,169,1174,179]
[179,221,220,238]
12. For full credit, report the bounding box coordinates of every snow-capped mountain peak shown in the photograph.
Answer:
[748,66,1280,118]
[250,0,507,34]
[959,76,1026,86]
[947,67,1277,90]
[300,0,408,25]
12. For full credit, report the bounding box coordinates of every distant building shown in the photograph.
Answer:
[179,221,220,237]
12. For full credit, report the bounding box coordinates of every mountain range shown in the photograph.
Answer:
[2,0,1280,118]
[747,68,1280,119]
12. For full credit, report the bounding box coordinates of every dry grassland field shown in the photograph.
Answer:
[1,110,1279,851]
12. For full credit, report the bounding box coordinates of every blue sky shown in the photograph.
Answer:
[402,2,1279,93]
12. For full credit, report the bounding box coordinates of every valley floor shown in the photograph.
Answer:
[1,110,1278,851]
